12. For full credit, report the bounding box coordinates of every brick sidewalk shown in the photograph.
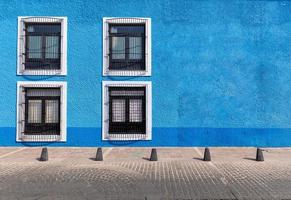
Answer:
[0,147,290,199]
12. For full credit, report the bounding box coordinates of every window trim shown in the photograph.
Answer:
[16,81,67,142]
[103,17,152,76]
[17,16,67,76]
[102,81,152,140]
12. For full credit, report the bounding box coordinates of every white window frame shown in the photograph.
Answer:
[102,81,152,140]
[17,16,67,76]
[16,81,67,142]
[103,17,152,76]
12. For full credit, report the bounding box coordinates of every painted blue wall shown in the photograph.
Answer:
[0,0,290,147]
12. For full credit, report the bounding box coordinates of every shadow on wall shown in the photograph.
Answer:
[19,142,59,147]
[20,74,64,81]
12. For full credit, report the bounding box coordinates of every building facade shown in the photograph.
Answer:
[0,0,290,147]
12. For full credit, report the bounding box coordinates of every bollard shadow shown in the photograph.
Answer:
[193,157,203,161]
[142,157,150,161]
[89,158,97,161]
[36,158,48,162]
[243,157,257,161]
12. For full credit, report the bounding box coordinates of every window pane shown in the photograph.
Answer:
[110,90,144,96]
[45,36,59,59]
[112,99,126,122]
[112,37,125,59]
[45,100,59,123]
[28,36,42,59]
[129,99,143,122]
[26,89,61,97]
[129,37,142,59]
[28,100,42,123]
[110,25,145,34]
[26,24,61,34]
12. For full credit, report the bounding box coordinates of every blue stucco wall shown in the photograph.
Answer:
[0,0,290,147]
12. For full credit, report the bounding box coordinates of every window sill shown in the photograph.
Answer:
[17,70,67,76]
[17,135,65,142]
[103,133,151,141]
[103,70,151,77]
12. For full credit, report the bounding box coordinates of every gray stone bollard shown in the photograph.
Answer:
[150,148,158,161]
[203,147,211,161]
[39,147,48,161]
[95,147,103,161]
[256,148,264,162]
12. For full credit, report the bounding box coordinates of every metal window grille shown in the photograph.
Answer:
[103,18,151,76]
[23,88,61,136]
[24,23,61,70]
[109,87,146,134]
[109,24,145,71]
[18,17,66,75]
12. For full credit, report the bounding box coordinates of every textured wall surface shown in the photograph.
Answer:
[0,0,290,146]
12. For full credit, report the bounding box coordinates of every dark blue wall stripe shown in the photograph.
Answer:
[1,127,290,147]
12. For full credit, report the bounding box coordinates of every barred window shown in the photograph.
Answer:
[24,88,61,135]
[109,87,146,134]
[103,18,151,76]
[25,23,61,70]
[17,82,67,142]
[17,17,67,75]
[109,24,145,71]
[102,81,152,141]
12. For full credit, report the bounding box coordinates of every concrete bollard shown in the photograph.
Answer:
[256,148,264,162]
[203,147,211,161]
[95,147,103,161]
[39,147,48,161]
[150,148,158,161]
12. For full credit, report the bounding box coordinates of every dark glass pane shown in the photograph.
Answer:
[26,24,61,34]
[111,37,125,59]
[109,24,145,70]
[25,23,61,70]
[110,25,145,34]
[129,37,142,59]
[45,36,60,59]
[27,36,42,58]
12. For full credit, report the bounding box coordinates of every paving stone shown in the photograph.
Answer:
[0,147,290,199]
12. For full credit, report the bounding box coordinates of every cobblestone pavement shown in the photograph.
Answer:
[0,147,290,200]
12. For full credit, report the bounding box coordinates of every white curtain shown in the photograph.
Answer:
[26,89,60,124]
[45,100,59,123]
[129,99,142,122]
[28,100,42,123]
[112,99,126,122]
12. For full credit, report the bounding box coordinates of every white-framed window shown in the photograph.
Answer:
[103,17,152,76]
[17,16,67,76]
[16,81,67,142]
[102,81,152,140]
